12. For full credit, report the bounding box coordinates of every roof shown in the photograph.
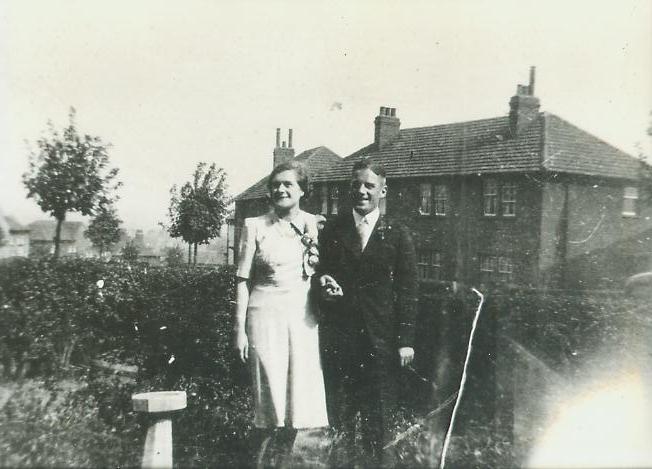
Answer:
[28,220,85,242]
[236,146,341,201]
[312,112,641,182]
[5,216,29,233]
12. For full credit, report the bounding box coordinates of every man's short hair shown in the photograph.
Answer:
[352,158,386,179]
[267,161,311,196]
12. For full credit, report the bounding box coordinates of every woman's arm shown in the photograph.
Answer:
[234,278,251,362]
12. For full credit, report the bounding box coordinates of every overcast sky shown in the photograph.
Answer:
[1,0,650,230]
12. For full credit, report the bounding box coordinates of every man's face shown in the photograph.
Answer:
[350,168,387,215]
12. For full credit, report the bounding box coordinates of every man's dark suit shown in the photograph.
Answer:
[317,212,418,465]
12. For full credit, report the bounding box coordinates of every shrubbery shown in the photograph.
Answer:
[0,258,252,467]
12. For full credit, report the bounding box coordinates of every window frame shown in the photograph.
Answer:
[418,182,432,216]
[330,184,340,215]
[417,249,442,281]
[320,184,328,215]
[483,179,498,216]
[501,182,517,217]
[434,184,448,216]
[622,186,638,218]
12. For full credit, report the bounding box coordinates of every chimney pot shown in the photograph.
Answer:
[379,106,386,116]
[390,108,396,117]
[276,128,281,148]
[288,129,293,148]
[282,141,286,148]
[529,66,536,95]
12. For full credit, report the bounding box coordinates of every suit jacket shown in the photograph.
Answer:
[317,212,418,360]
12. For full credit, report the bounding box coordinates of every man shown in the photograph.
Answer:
[317,159,418,467]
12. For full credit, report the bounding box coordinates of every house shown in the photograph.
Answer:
[308,68,651,289]
[0,212,30,258]
[27,220,93,258]
[233,129,341,253]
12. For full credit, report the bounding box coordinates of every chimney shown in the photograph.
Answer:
[273,128,295,167]
[509,66,540,136]
[374,106,400,149]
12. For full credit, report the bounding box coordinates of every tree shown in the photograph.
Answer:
[22,108,121,259]
[164,162,229,265]
[84,204,122,257]
[121,240,140,263]
[165,245,185,267]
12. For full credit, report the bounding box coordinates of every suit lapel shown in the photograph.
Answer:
[338,214,362,258]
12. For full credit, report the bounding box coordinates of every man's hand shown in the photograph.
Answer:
[319,274,343,300]
[398,347,414,367]
[235,328,249,363]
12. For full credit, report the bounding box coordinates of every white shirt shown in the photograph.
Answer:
[352,208,380,251]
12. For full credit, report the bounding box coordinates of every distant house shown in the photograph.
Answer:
[233,129,341,257]
[27,220,92,257]
[0,213,30,258]
[308,68,651,289]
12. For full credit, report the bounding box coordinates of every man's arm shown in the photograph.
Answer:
[314,219,343,300]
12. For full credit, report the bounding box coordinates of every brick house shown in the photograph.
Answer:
[309,69,651,289]
[0,213,30,258]
[233,128,341,251]
[28,220,93,258]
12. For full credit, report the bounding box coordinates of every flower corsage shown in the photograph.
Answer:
[290,222,320,278]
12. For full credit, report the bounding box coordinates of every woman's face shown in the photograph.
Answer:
[269,170,304,211]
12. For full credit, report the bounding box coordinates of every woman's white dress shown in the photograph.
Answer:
[237,210,328,429]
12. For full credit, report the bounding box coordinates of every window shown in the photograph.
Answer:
[480,255,514,283]
[498,256,514,282]
[417,249,441,280]
[502,182,517,217]
[320,185,328,215]
[419,183,432,215]
[623,186,638,217]
[330,185,339,215]
[434,185,448,216]
[483,179,498,216]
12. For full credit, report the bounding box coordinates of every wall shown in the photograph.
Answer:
[540,174,652,289]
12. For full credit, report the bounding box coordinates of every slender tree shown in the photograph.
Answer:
[164,162,229,265]
[23,108,121,259]
[84,203,122,257]
[121,239,140,263]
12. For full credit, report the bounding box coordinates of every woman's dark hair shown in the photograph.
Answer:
[267,161,311,197]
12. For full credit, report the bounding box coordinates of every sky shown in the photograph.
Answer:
[1,0,650,231]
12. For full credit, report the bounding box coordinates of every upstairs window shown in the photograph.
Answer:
[330,185,339,215]
[417,249,441,281]
[502,182,517,217]
[434,184,449,216]
[622,186,638,217]
[483,179,498,216]
[320,185,328,215]
[419,183,432,215]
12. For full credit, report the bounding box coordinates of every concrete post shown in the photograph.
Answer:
[132,391,187,469]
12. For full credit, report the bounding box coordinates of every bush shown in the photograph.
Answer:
[0,258,236,379]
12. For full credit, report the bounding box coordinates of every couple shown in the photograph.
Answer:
[235,159,418,467]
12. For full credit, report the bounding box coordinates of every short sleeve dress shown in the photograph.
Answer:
[237,210,329,429]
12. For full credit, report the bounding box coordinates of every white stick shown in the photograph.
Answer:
[439,287,485,469]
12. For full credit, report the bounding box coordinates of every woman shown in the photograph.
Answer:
[234,161,328,464]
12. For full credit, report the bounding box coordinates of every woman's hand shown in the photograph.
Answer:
[235,328,249,363]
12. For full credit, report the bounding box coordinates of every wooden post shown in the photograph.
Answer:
[132,391,187,469]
